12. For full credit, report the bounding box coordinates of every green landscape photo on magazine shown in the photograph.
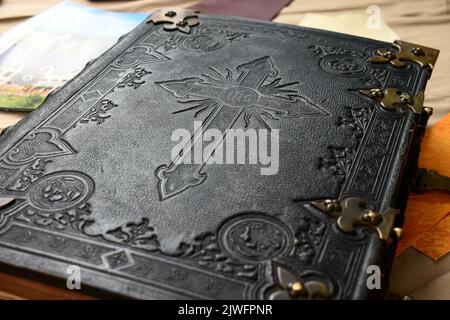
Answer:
[0,1,147,111]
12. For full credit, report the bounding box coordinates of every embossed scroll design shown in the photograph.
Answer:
[114,67,151,91]
[115,46,168,68]
[0,171,94,230]
[27,171,94,211]
[293,213,326,263]
[6,159,50,192]
[156,56,327,199]
[9,186,328,285]
[14,203,93,233]
[348,116,396,195]
[309,44,388,87]
[319,105,372,186]
[105,218,160,251]
[79,100,118,125]
[143,24,250,54]
[107,212,327,282]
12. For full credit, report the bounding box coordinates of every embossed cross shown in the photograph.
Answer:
[156,56,326,200]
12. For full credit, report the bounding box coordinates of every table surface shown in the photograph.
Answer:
[0,0,449,299]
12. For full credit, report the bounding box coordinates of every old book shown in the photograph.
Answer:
[0,9,439,299]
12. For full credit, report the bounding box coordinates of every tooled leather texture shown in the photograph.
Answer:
[0,14,432,299]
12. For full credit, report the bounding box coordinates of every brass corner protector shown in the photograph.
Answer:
[359,87,425,114]
[268,265,330,300]
[369,40,439,69]
[147,8,200,34]
[311,197,399,241]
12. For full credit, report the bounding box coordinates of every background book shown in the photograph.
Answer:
[0,1,147,111]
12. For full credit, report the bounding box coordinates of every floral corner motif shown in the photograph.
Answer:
[114,67,151,91]
[79,100,118,125]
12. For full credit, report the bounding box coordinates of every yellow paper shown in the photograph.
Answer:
[298,13,399,42]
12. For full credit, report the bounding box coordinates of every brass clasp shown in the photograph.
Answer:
[369,40,439,69]
[147,8,200,34]
[359,88,425,114]
[311,197,399,241]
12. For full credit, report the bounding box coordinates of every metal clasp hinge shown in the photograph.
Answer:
[412,168,450,194]
[147,8,200,34]
[359,88,429,115]
[311,197,400,241]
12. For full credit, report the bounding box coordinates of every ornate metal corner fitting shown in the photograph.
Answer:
[369,40,439,69]
[311,197,399,241]
[147,8,200,34]
[268,265,330,300]
[359,87,426,114]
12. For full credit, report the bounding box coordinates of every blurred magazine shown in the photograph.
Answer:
[0,1,147,111]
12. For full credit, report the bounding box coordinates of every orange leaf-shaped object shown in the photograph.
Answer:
[397,113,450,257]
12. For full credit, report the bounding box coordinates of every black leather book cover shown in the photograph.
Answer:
[0,10,439,299]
